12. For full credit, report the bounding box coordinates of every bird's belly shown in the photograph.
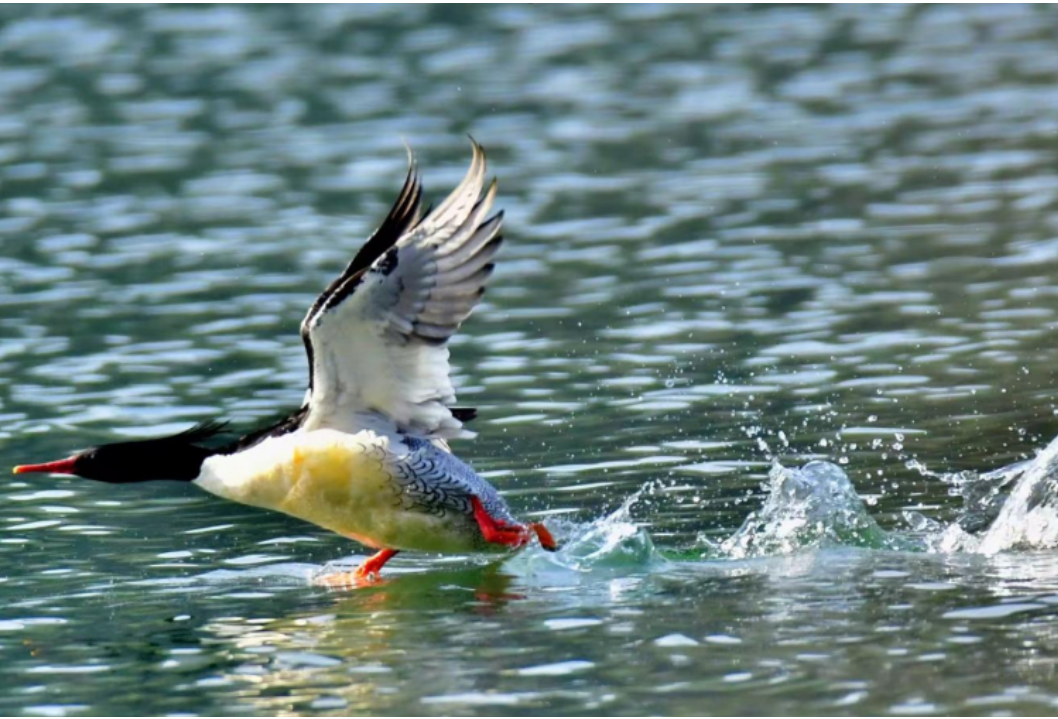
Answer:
[283,467,486,553]
[195,430,493,554]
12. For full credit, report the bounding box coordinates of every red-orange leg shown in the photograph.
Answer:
[471,497,558,552]
[355,548,399,580]
[313,549,399,588]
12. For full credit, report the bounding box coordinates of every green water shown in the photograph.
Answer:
[5,4,1058,716]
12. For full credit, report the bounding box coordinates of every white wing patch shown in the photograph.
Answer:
[302,141,502,440]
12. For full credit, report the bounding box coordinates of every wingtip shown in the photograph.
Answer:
[401,137,417,171]
[466,135,487,165]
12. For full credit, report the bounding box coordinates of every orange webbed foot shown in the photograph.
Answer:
[529,522,558,552]
[313,571,375,589]
[313,548,398,588]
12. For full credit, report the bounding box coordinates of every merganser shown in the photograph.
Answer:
[13,140,556,584]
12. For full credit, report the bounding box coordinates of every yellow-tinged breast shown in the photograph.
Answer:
[197,430,390,520]
[194,430,486,553]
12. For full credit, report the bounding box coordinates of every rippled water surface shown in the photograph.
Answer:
[5,4,1058,716]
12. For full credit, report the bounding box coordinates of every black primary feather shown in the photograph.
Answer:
[301,162,424,391]
[304,164,422,330]
[346,163,423,278]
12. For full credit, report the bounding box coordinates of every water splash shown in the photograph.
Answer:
[906,457,1026,536]
[975,434,1058,554]
[717,436,1058,559]
[506,489,662,574]
[902,436,1058,554]
[524,460,919,569]
[717,461,914,559]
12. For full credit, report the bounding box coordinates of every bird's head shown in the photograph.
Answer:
[13,422,227,484]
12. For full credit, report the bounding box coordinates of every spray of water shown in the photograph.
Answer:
[531,430,1058,571]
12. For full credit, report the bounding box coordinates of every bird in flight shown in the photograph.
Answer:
[14,140,556,584]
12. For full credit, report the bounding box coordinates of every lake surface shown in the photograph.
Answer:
[4,4,1058,716]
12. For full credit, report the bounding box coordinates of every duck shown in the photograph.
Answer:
[13,140,556,584]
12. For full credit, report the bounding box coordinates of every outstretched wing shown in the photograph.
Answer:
[300,140,502,440]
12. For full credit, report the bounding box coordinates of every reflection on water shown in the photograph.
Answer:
[6,3,1058,715]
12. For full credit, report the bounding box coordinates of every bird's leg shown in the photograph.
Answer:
[471,497,558,552]
[471,497,529,547]
[355,548,399,579]
[314,548,399,588]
